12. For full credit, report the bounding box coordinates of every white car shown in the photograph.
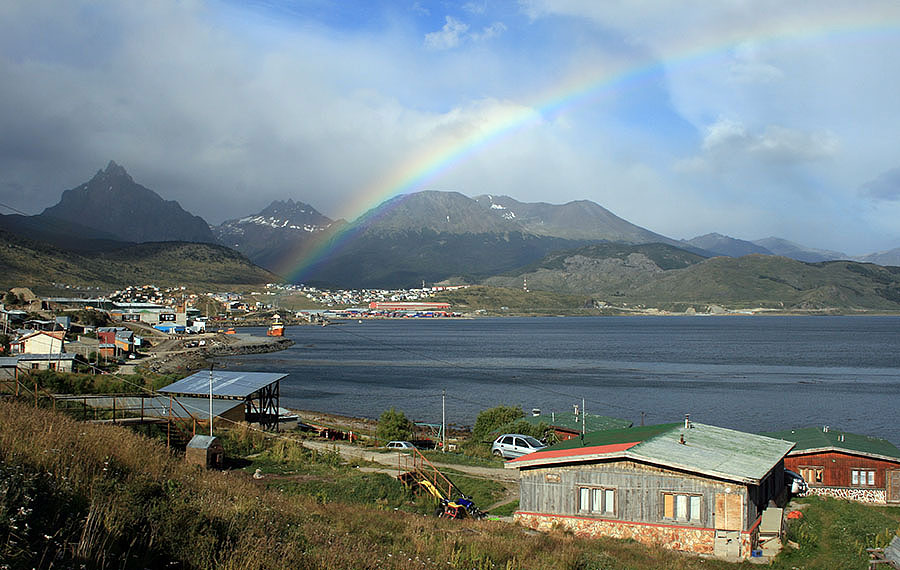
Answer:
[491,434,547,459]
[386,441,416,450]
[785,469,808,494]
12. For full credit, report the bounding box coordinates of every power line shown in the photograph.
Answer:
[0,201,29,216]
[322,324,646,418]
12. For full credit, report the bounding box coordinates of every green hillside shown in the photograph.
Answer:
[632,256,900,310]
[485,246,900,312]
[0,229,278,291]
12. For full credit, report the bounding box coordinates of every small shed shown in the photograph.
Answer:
[185,435,224,469]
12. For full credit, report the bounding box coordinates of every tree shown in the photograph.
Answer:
[376,407,414,443]
[472,405,524,441]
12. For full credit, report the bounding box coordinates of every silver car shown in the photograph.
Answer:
[491,434,547,459]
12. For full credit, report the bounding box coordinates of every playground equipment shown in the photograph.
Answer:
[396,447,485,519]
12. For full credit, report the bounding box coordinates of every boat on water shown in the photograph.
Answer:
[267,314,285,336]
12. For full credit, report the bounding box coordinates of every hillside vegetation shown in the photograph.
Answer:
[0,229,277,291]
[2,400,899,569]
[486,247,900,312]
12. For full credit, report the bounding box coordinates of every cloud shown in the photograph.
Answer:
[473,22,507,41]
[424,16,469,50]
[423,14,506,50]
[860,168,900,202]
[1,0,899,254]
[680,119,839,171]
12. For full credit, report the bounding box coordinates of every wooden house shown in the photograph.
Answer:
[506,420,793,560]
[762,427,900,504]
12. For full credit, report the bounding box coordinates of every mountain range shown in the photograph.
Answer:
[4,161,900,310]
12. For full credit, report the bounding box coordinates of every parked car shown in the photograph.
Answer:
[491,434,547,459]
[386,441,416,450]
[785,469,808,494]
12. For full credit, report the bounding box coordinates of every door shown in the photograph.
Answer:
[714,530,741,559]
[888,470,900,503]
[715,492,743,530]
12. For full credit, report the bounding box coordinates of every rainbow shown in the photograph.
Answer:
[278,11,897,284]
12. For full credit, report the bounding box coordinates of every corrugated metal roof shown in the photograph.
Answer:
[18,353,76,360]
[517,412,633,433]
[157,371,287,398]
[761,427,900,462]
[508,422,793,484]
[187,435,220,449]
[54,394,243,420]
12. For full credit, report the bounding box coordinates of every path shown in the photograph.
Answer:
[301,439,519,483]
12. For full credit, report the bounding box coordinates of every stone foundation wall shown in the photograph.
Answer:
[514,512,718,556]
[805,487,886,504]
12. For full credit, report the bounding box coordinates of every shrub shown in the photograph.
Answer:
[376,407,413,443]
[472,405,524,441]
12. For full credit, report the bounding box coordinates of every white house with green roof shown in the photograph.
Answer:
[506,420,793,560]
[762,426,900,504]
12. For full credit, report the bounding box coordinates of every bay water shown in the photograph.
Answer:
[217,316,900,444]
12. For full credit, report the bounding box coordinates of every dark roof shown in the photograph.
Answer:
[157,371,287,399]
[761,427,900,462]
[17,353,76,361]
[508,422,794,485]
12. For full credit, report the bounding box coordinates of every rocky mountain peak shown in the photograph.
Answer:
[41,162,214,244]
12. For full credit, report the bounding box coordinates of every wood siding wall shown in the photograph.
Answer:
[519,459,778,532]
[785,451,900,489]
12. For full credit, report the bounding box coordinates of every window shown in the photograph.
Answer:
[578,486,616,516]
[662,492,701,522]
[800,467,823,484]
[852,469,876,486]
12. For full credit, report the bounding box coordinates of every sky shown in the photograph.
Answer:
[1,1,899,254]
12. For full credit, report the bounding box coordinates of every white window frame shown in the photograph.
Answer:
[577,486,616,517]
[661,492,702,523]
[852,469,876,487]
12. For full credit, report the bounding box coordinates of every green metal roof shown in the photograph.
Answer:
[510,422,794,484]
[761,427,900,461]
[517,412,633,434]
[549,423,678,450]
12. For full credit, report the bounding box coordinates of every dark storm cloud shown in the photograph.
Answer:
[860,168,900,202]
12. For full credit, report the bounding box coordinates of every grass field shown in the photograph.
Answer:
[2,399,898,569]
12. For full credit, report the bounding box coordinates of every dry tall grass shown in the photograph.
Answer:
[1,400,757,569]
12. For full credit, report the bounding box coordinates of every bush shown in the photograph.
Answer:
[472,405,524,441]
[376,407,413,443]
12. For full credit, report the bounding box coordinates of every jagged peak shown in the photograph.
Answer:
[90,160,133,183]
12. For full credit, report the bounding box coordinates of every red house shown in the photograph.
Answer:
[762,427,900,504]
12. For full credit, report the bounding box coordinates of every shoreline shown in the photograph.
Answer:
[140,332,293,374]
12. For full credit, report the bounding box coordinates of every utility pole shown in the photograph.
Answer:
[582,397,585,436]
[442,389,446,453]
[208,365,214,437]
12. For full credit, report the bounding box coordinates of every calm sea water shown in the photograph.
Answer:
[216,316,900,444]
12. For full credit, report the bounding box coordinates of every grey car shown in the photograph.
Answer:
[491,434,547,459]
